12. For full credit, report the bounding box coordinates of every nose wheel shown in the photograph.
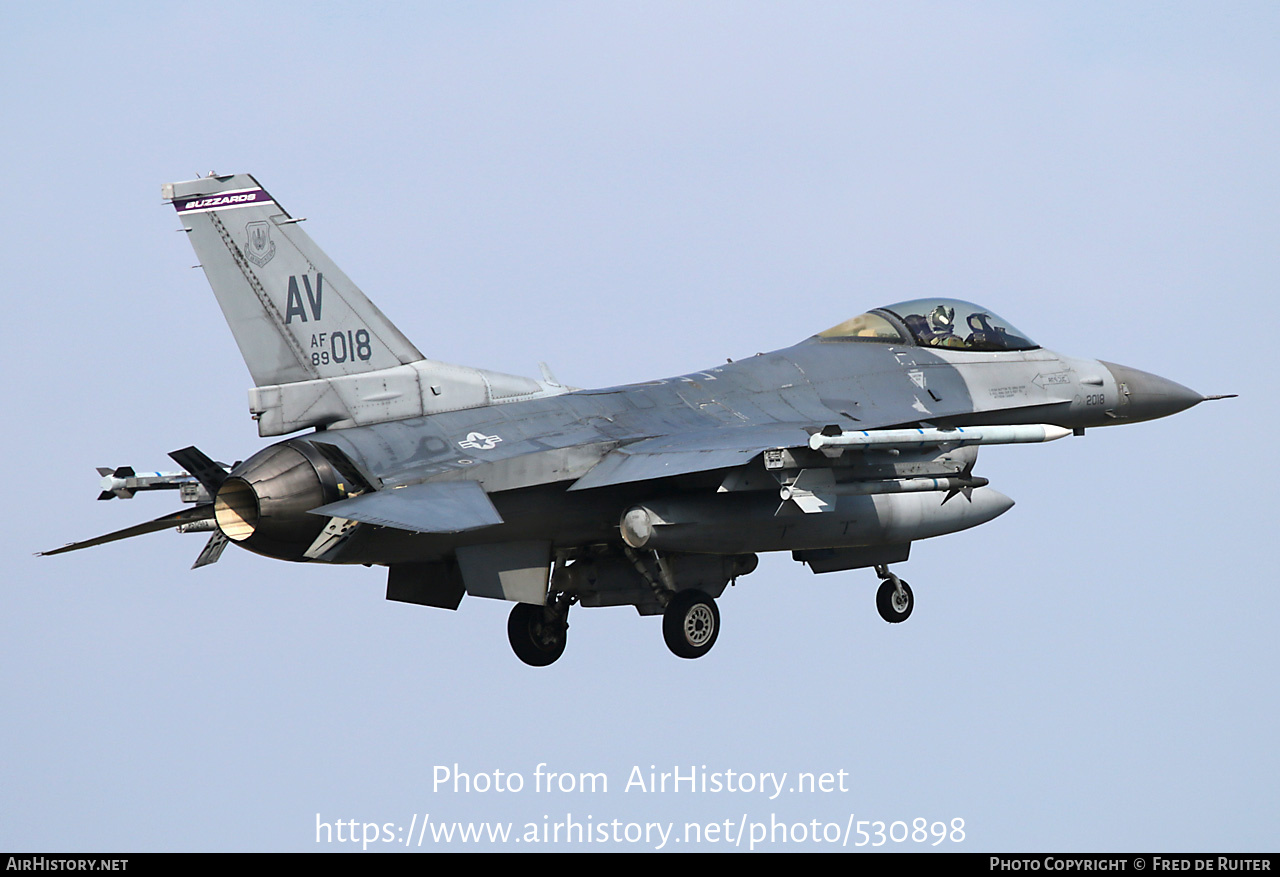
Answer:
[874,565,914,623]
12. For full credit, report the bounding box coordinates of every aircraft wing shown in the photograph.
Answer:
[310,480,503,533]
[568,424,817,491]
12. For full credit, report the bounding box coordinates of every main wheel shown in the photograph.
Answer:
[508,602,567,666]
[662,590,720,659]
[876,579,914,623]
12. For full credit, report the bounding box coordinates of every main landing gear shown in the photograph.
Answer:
[505,549,748,665]
[874,564,914,623]
[507,594,573,667]
[662,590,720,659]
[507,587,724,663]
[623,546,724,660]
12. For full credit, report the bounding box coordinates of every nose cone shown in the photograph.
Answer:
[1101,361,1204,423]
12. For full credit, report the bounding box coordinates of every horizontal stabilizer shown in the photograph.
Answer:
[311,480,503,534]
[39,505,215,556]
[168,446,227,495]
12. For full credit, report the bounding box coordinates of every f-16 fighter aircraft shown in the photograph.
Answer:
[42,174,1232,665]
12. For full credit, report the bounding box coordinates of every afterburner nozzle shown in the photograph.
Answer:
[213,441,346,560]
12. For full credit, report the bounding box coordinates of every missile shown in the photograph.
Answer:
[96,467,207,502]
[808,423,1072,453]
[780,475,989,501]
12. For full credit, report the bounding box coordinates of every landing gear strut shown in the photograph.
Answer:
[874,564,914,623]
[508,594,573,666]
[662,590,720,659]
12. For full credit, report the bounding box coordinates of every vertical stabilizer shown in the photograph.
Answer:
[164,174,564,436]
[164,174,424,387]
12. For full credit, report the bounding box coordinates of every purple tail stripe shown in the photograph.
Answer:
[174,188,272,213]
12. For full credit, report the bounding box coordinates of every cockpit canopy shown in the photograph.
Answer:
[818,298,1038,352]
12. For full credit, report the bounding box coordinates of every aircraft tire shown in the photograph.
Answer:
[876,579,914,623]
[662,589,720,659]
[507,602,566,667]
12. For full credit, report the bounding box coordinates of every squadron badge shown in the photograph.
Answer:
[245,220,276,267]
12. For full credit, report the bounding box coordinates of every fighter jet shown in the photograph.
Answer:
[42,174,1232,666]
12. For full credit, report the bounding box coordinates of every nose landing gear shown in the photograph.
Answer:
[874,564,914,623]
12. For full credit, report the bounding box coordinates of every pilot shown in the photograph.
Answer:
[921,305,965,348]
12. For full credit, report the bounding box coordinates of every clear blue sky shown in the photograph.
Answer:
[3,1,1276,851]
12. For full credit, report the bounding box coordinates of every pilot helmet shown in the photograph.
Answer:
[928,305,955,332]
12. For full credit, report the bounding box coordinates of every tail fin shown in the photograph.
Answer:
[164,174,563,437]
[164,174,423,387]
